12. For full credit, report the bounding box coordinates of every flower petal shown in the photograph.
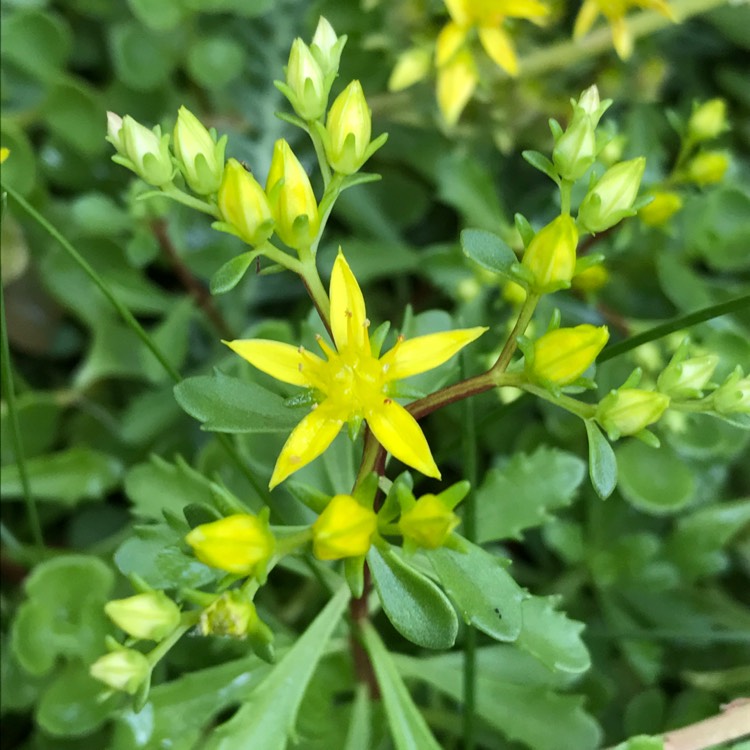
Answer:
[610,16,633,59]
[224,339,323,386]
[330,251,368,352]
[367,400,440,479]
[478,26,518,76]
[385,327,487,381]
[435,21,467,67]
[498,0,550,21]
[573,0,600,38]
[270,404,344,488]
[436,49,478,127]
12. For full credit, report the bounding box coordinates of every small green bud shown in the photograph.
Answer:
[111,114,174,187]
[285,39,327,121]
[90,649,151,695]
[215,158,274,246]
[398,494,459,550]
[685,151,728,186]
[713,367,750,415]
[578,157,646,233]
[657,351,719,399]
[310,16,346,78]
[105,592,181,641]
[521,214,578,294]
[106,111,125,153]
[687,98,727,142]
[172,106,226,195]
[596,388,670,440]
[199,591,258,638]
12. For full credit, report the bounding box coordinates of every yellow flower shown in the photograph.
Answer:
[0,147,9,164]
[574,0,675,60]
[225,251,487,487]
[435,0,549,124]
[185,513,275,577]
[312,494,377,560]
[528,324,609,385]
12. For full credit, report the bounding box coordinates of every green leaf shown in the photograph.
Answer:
[460,228,518,280]
[204,586,350,750]
[616,440,695,515]
[395,651,601,750]
[110,21,179,91]
[522,150,560,183]
[611,737,664,750]
[1,447,122,505]
[666,499,750,579]
[11,556,114,675]
[211,251,262,295]
[37,661,118,737]
[174,371,303,433]
[368,546,458,649]
[0,391,62,462]
[125,455,221,520]
[42,80,106,157]
[111,655,272,749]
[516,595,590,674]
[429,540,524,642]
[186,36,245,90]
[114,523,217,589]
[141,298,194,383]
[361,623,442,750]
[127,0,184,30]
[343,685,372,750]
[585,420,618,499]
[475,447,586,542]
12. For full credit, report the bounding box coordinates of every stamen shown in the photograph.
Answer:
[383,398,393,405]
[315,334,336,360]
[363,318,370,328]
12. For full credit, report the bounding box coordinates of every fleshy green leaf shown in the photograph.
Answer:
[522,150,560,183]
[616,440,695,514]
[475,447,586,542]
[429,540,524,642]
[210,251,263,295]
[611,737,664,750]
[460,228,518,280]
[361,623,442,750]
[173,371,303,433]
[585,420,618,499]
[203,586,350,750]
[368,545,458,649]
[516,595,590,674]
[1,447,122,505]
[343,684,372,750]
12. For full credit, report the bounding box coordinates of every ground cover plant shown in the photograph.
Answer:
[1,1,749,749]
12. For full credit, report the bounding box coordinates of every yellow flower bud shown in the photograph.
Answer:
[105,592,181,641]
[596,388,670,439]
[310,16,345,79]
[639,191,683,227]
[528,325,609,385]
[312,494,377,561]
[324,80,372,175]
[521,214,578,294]
[688,98,727,142]
[186,513,275,577]
[685,151,728,186]
[285,39,327,121]
[398,494,459,550]
[216,158,274,246]
[90,649,151,695]
[578,158,646,233]
[388,47,432,92]
[199,591,259,638]
[173,106,226,195]
[572,264,609,292]
[265,139,320,251]
[502,280,528,306]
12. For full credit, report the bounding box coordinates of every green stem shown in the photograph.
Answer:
[560,180,573,216]
[147,613,200,667]
[161,184,220,218]
[599,294,750,363]
[0,194,43,548]
[520,382,597,420]
[308,121,333,189]
[298,251,332,333]
[518,0,730,78]
[490,293,540,377]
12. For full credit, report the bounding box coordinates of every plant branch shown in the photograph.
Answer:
[150,219,234,339]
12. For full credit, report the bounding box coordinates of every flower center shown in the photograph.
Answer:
[321,346,388,416]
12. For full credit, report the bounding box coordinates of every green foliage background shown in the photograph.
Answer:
[1,0,749,748]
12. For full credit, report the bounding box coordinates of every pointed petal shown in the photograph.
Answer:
[436,49,478,127]
[330,251,368,352]
[385,327,487,381]
[611,16,633,59]
[270,404,344,488]
[224,339,323,386]
[478,27,518,76]
[639,0,676,20]
[435,21,467,67]
[573,0,600,38]
[497,0,549,21]
[367,400,440,479]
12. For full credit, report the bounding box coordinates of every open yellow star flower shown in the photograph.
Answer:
[573,0,675,60]
[225,251,487,488]
[436,0,549,125]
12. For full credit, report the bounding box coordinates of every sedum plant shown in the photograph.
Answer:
[2,6,748,750]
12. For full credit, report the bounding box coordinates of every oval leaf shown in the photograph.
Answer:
[460,228,518,279]
[430,540,524,642]
[585,420,617,499]
[210,251,262,295]
[368,546,458,649]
